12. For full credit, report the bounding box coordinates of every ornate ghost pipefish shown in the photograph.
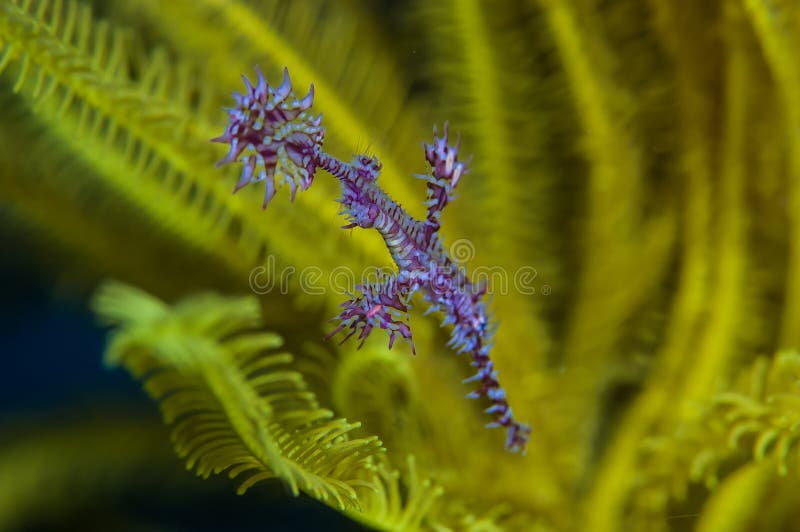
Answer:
[213,67,531,453]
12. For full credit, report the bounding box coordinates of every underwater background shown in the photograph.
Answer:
[0,249,366,531]
[2,0,800,530]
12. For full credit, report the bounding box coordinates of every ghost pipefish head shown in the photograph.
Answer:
[212,66,324,208]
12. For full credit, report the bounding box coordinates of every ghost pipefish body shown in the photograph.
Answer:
[213,67,531,453]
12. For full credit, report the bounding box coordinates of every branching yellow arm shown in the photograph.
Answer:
[94,281,384,511]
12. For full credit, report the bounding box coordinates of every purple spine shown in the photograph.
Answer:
[214,68,531,453]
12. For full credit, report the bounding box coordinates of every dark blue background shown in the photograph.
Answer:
[0,250,366,532]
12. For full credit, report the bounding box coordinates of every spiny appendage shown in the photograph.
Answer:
[212,67,324,208]
[425,265,531,453]
[418,122,467,240]
[326,270,424,354]
[466,339,532,453]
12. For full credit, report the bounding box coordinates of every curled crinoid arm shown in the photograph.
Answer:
[212,67,324,208]
[326,272,421,354]
[419,122,468,237]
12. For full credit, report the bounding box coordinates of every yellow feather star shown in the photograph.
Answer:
[2,0,800,530]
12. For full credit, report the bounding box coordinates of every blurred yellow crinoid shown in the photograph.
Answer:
[1,0,800,530]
